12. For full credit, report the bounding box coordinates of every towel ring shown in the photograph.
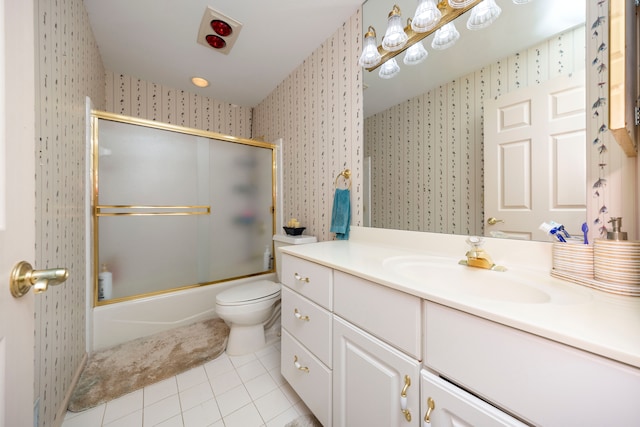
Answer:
[335,169,351,190]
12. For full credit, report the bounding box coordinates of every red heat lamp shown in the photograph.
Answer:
[206,34,226,50]
[211,19,232,37]
[197,7,242,55]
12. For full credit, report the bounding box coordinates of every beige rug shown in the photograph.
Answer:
[68,317,229,412]
[286,414,323,427]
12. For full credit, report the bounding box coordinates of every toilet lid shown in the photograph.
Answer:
[216,280,281,306]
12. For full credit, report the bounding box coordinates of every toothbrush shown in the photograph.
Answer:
[582,222,589,244]
[549,227,566,242]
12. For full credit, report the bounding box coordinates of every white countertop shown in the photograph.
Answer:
[280,232,640,369]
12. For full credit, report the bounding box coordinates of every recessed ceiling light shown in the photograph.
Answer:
[191,77,209,88]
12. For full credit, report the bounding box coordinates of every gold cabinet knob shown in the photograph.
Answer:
[10,261,69,297]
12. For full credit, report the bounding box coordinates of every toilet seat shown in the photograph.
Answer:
[216,280,280,306]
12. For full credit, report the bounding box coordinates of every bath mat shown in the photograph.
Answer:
[68,317,229,412]
[285,414,323,427]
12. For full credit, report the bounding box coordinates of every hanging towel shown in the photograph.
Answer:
[330,188,351,240]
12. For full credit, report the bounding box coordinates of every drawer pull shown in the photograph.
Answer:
[294,273,310,283]
[400,375,412,422]
[423,397,435,425]
[293,355,310,373]
[294,308,310,321]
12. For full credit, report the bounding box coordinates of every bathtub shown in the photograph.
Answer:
[92,273,277,350]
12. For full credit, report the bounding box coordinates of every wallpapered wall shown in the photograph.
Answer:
[34,0,105,426]
[252,11,364,241]
[104,72,253,139]
[364,26,586,235]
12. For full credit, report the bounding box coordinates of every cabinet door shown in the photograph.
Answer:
[420,370,527,427]
[333,316,420,427]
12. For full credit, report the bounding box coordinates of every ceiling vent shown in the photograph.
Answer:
[196,7,243,55]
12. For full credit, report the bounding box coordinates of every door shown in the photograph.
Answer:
[0,0,37,425]
[484,71,586,240]
[333,316,420,427]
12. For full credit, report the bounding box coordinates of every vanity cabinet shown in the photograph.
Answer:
[280,254,334,426]
[332,271,422,426]
[280,252,640,427]
[333,316,421,427]
[424,301,640,426]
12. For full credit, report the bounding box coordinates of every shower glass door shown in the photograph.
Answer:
[92,112,275,305]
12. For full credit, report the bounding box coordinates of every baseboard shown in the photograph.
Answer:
[53,352,88,427]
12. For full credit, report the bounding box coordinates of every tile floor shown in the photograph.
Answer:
[61,340,312,427]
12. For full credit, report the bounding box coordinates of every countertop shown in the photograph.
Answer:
[280,238,640,369]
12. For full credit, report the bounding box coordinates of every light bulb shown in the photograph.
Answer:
[358,26,382,68]
[431,22,460,50]
[382,5,408,52]
[467,0,502,30]
[448,0,475,8]
[379,58,400,79]
[411,0,442,33]
[404,41,428,65]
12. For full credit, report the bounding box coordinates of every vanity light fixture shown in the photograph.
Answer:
[431,21,460,50]
[403,40,429,65]
[382,5,409,51]
[361,0,529,78]
[359,26,383,68]
[379,57,401,79]
[466,0,502,30]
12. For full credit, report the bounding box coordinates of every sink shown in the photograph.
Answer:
[382,255,590,305]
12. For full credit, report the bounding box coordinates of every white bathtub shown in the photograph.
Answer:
[92,273,277,351]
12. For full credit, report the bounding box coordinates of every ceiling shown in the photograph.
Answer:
[83,0,364,108]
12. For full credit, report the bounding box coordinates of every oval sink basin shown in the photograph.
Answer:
[382,255,590,305]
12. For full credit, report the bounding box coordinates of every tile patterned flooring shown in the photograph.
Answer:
[61,340,311,427]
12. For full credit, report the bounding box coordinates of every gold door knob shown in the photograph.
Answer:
[10,261,69,298]
[487,217,504,225]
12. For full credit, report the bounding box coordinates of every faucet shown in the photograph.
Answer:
[460,236,506,271]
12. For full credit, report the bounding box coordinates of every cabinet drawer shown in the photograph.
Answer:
[424,301,640,426]
[281,286,332,367]
[334,270,422,359]
[420,370,527,427]
[281,329,332,427]
[281,254,333,310]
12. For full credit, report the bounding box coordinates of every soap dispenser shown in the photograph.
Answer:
[607,217,628,241]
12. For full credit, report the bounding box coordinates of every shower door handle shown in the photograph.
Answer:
[10,261,69,297]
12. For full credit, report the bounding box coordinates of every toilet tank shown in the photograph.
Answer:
[273,234,317,281]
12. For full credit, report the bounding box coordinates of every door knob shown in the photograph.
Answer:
[487,217,504,225]
[10,261,69,298]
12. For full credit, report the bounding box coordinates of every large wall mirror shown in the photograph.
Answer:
[363,0,587,241]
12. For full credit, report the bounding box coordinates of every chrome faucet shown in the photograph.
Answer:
[459,236,506,271]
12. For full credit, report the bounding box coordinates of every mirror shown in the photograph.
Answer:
[363,0,587,240]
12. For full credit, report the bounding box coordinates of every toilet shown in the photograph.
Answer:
[215,233,317,355]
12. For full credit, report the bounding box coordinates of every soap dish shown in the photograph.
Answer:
[283,226,306,236]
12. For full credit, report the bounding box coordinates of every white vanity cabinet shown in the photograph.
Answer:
[333,316,421,426]
[280,254,334,426]
[332,270,422,427]
[424,301,640,426]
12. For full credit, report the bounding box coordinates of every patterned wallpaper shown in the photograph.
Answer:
[364,25,586,234]
[34,0,105,426]
[104,72,253,139]
[253,11,364,242]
